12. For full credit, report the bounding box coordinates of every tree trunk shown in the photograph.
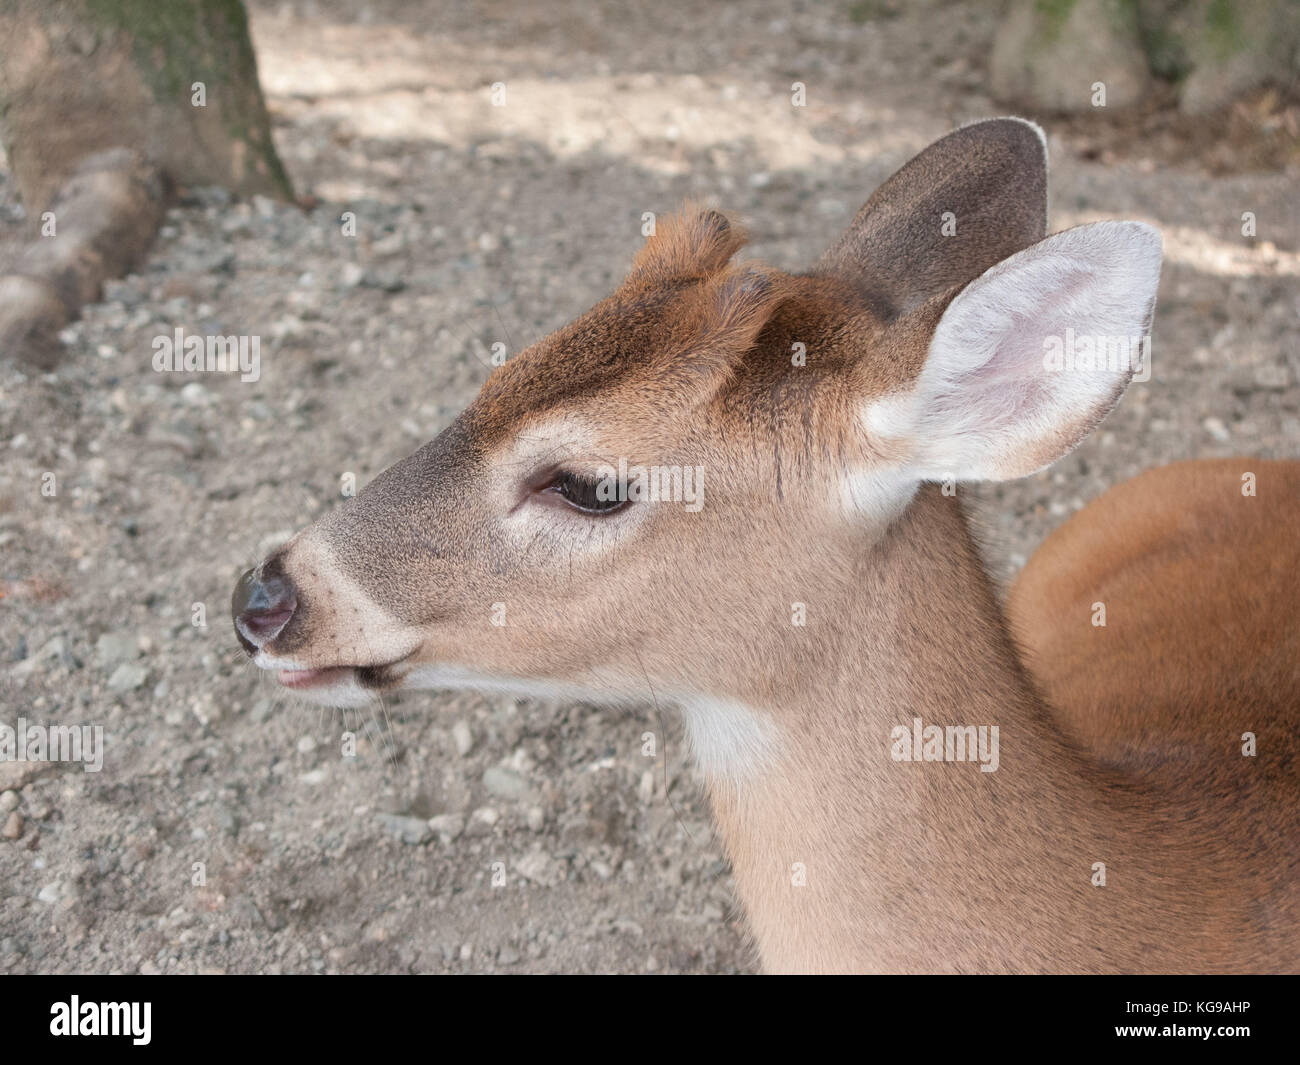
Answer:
[0,0,292,364]
[989,0,1300,116]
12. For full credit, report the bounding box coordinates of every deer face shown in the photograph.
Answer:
[233,119,1161,740]
[233,209,872,710]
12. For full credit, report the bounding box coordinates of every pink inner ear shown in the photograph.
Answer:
[915,220,1162,480]
[929,263,1100,425]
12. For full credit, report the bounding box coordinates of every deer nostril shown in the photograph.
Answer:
[232,567,298,652]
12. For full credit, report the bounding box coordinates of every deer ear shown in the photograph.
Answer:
[866,221,1163,482]
[818,118,1047,319]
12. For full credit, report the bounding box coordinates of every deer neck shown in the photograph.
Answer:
[697,485,1135,973]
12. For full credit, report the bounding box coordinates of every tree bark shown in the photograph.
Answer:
[0,0,292,364]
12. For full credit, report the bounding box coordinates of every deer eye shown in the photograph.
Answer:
[544,470,629,515]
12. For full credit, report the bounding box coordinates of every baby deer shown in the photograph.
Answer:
[233,119,1299,973]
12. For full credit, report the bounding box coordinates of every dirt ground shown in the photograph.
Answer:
[1,0,1296,974]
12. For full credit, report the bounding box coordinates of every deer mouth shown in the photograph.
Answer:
[253,649,416,704]
[277,658,410,690]
[277,666,354,690]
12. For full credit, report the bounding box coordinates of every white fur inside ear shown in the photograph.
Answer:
[907,220,1162,481]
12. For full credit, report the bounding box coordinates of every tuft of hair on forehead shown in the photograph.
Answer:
[695,265,782,354]
[628,204,750,283]
[638,262,786,410]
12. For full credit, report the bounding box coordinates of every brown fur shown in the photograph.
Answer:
[1008,459,1300,795]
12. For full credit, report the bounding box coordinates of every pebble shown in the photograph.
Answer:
[516,849,560,885]
[107,663,149,693]
[9,636,66,679]
[375,813,432,845]
[451,720,474,757]
[483,765,530,800]
[427,814,465,842]
[1202,417,1231,442]
[95,631,138,666]
[179,382,209,406]
[0,791,18,815]
[1,812,21,840]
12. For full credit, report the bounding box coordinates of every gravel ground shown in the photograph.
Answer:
[1,0,1296,974]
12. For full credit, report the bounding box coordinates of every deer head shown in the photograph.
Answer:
[232,118,1161,778]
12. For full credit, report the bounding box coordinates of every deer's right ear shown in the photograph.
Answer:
[865,220,1163,483]
[818,118,1047,319]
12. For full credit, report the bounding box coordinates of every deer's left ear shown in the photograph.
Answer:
[868,220,1163,482]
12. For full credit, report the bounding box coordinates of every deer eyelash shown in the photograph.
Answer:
[543,470,629,515]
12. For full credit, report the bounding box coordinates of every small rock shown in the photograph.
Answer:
[0,760,52,791]
[1,812,21,840]
[483,765,530,800]
[526,806,546,832]
[427,813,465,842]
[0,791,18,815]
[1254,364,1290,391]
[451,720,474,757]
[468,807,499,835]
[516,849,560,885]
[8,635,66,679]
[37,881,63,904]
[107,662,149,693]
[1202,417,1231,442]
[179,381,209,406]
[95,631,138,666]
[375,813,432,845]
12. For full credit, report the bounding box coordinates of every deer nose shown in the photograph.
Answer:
[232,566,298,652]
